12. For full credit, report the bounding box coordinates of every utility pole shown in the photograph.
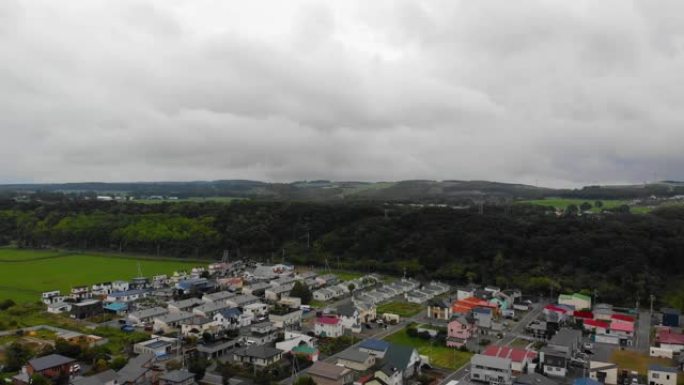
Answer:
[650,294,655,315]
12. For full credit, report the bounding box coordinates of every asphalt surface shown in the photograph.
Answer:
[437,299,548,385]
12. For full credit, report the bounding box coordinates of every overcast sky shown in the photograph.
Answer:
[2,0,684,187]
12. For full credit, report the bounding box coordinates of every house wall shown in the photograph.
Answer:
[649,371,677,385]
[337,357,375,372]
[471,364,513,385]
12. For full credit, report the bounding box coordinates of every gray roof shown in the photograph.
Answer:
[71,370,118,385]
[234,345,283,359]
[168,298,204,309]
[29,354,75,371]
[268,283,294,294]
[161,370,196,383]
[203,291,235,302]
[117,353,154,383]
[156,311,194,324]
[649,365,678,373]
[386,344,417,371]
[471,354,511,370]
[229,294,259,306]
[129,307,168,320]
[194,302,231,314]
[337,348,370,363]
[308,361,349,380]
[549,329,581,348]
[337,303,357,317]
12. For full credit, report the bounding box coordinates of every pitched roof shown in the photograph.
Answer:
[657,330,684,345]
[28,354,75,371]
[160,370,196,383]
[308,361,350,380]
[316,316,340,325]
[649,365,678,373]
[359,339,390,352]
[611,313,635,323]
[337,348,371,363]
[471,354,511,370]
[336,303,357,317]
[609,321,634,333]
[574,311,594,319]
[515,373,558,385]
[116,353,154,384]
[386,344,417,370]
[234,345,282,359]
[583,319,609,329]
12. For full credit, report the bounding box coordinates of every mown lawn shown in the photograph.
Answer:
[384,328,472,370]
[377,301,424,318]
[610,350,673,375]
[0,249,204,303]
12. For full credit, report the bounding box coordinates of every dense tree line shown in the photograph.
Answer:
[1,199,684,306]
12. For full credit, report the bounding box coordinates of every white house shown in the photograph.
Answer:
[314,316,344,338]
[313,288,335,302]
[128,307,169,325]
[276,331,316,354]
[112,280,130,292]
[243,303,269,319]
[154,312,194,334]
[41,290,64,305]
[167,298,204,313]
[648,366,678,385]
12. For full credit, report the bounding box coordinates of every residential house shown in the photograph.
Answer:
[41,290,64,305]
[159,370,196,385]
[406,290,431,304]
[226,294,260,308]
[193,302,232,318]
[242,282,272,297]
[106,289,150,303]
[276,331,317,354]
[213,308,248,330]
[154,312,194,334]
[279,296,302,309]
[167,298,204,313]
[130,277,150,290]
[71,369,119,385]
[656,329,684,353]
[265,284,294,302]
[374,364,403,385]
[270,276,296,287]
[13,354,75,385]
[386,344,422,381]
[336,349,376,372]
[427,298,452,321]
[316,274,339,287]
[292,345,319,362]
[558,293,592,310]
[648,365,678,385]
[336,303,361,331]
[233,346,283,368]
[241,322,279,345]
[541,328,582,377]
[175,278,213,295]
[662,309,681,328]
[526,320,550,339]
[356,301,377,323]
[315,316,344,338]
[470,354,513,385]
[482,345,537,374]
[115,353,156,385]
[70,299,103,320]
[151,274,168,289]
[133,337,179,357]
[328,286,347,299]
[180,316,220,338]
[47,302,72,314]
[582,319,610,335]
[543,305,571,324]
[447,314,477,348]
[457,285,478,301]
[91,282,113,297]
[359,339,390,359]
[128,307,169,325]
[473,307,494,329]
[589,361,618,385]
[308,361,353,385]
[202,291,235,303]
[296,271,318,281]
[314,288,336,302]
[593,304,614,321]
[112,280,130,292]
[243,302,269,319]
[197,340,238,360]
[269,307,303,328]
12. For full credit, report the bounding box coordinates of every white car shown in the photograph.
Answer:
[446,381,460,385]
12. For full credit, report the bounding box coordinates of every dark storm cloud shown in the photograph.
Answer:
[1,0,684,186]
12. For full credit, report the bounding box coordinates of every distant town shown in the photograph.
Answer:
[1,257,681,385]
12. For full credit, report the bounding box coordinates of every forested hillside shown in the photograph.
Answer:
[1,199,684,306]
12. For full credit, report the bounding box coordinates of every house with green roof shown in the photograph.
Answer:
[558,292,591,310]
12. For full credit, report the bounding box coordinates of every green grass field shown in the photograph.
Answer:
[134,196,246,204]
[610,350,674,375]
[384,328,472,369]
[518,198,651,214]
[377,301,424,317]
[0,249,204,303]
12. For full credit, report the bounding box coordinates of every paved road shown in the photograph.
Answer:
[634,310,650,353]
[437,300,548,385]
[279,311,425,385]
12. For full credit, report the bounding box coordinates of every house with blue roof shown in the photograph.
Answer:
[359,339,390,358]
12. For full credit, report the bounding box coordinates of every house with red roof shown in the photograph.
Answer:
[544,305,571,323]
[483,345,537,374]
[574,311,594,320]
[656,330,684,353]
[315,316,344,338]
[452,297,498,315]
[611,313,635,324]
[582,319,609,335]
[609,321,634,337]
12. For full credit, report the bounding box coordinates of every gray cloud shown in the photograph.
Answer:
[1,0,684,186]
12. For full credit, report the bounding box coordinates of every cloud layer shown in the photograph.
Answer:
[2,0,684,186]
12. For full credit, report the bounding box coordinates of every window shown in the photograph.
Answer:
[666,375,670,380]
[653,373,660,379]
